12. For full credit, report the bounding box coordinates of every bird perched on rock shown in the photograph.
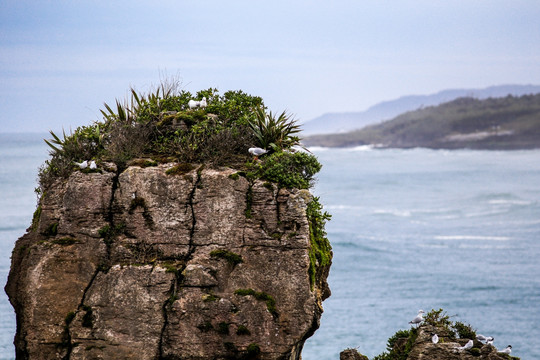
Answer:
[498,345,512,354]
[477,334,487,343]
[89,160,97,170]
[486,337,494,345]
[74,160,88,169]
[456,339,473,351]
[431,333,439,344]
[408,309,424,327]
[248,147,268,160]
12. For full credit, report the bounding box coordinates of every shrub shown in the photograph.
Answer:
[250,151,322,189]
[373,328,418,360]
[453,321,476,340]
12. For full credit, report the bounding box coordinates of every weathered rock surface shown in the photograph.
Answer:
[347,324,515,360]
[339,348,368,360]
[406,325,513,360]
[6,163,331,359]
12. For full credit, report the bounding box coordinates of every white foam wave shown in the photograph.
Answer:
[417,243,449,249]
[434,235,510,241]
[373,209,412,217]
[488,199,533,206]
[326,204,363,211]
[306,146,330,152]
[350,145,375,152]
[458,244,511,249]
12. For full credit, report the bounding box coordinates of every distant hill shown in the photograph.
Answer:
[303,93,540,150]
[301,84,540,135]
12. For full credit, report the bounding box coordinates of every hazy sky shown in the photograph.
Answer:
[1,0,539,133]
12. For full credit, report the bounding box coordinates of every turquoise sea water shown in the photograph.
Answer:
[1,134,539,359]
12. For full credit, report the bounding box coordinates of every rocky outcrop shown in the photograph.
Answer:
[339,349,368,360]
[406,326,513,360]
[346,324,515,360]
[6,163,331,359]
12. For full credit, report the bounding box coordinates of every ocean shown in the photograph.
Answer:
[1,134,539,359]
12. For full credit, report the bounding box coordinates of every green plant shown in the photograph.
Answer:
[246,343,261,357]
[98,223,126,245]
[41,222,58,237]
[236,325,251,335]
[373,328,418,360]
[210,249,243,267]
[234,289,277,317]
[162,263,180,275]
[31,205,42,232]
[202,293,220,302]
[453,321,476,339]
[306,197,332,289]
[217,322,230,335]
[197,321,213,332]
[81,305,93,328]
[424,308,455,338]
[250,151,321,189]
[166,163,195,175]
[64,311,76,326]
[249,106,302,151]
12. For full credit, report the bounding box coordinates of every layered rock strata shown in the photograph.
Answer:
[6,163,331,360]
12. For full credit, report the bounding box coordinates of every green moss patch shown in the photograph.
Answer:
[197,321,213,332]
[217,322,230,335]
[41,222,58,237]
[210,249,243,267]
[234,288,277,318]
[166,163,195,175]
[81,305,93,328]
[31,205,42,232]
[236,325,251,336]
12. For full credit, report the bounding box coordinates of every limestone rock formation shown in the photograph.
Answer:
[6,163,332,359]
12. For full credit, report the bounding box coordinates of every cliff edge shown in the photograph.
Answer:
[6,163,331,359]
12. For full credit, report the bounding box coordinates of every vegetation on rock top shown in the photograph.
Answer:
[38,80,315,192]
[371,308,520,360]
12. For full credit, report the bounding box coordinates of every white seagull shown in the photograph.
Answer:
[486,337,494,345]
[74,160,88,169]
[408,309,424,327]
[498,345,512,354]
[432,333,439,344]
[456,339,473,351]
[248,147,268,160]
[477,334,487,343]
[89,160,97,170]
